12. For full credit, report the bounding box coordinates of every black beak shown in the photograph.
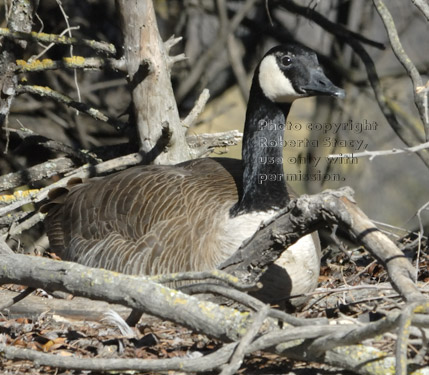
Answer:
[300,70,345,99]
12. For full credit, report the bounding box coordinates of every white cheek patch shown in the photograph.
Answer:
[258,55,302,103]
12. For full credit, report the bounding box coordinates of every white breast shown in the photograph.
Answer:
[221,211,321,307]
[220,210,275,260]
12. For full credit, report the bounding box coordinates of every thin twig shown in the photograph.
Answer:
[30,26,80,61]
[217,0,249,103]
[328,141,429,161]
[278,0,385,50]
[416,201,429,290]
[5,127,100,164]
[55,0,81,107]
[180,283,327,326]
[307,311,400,356]
[182,89,210,128]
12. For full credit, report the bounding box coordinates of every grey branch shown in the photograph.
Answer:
[411,0,429,21]
[182,88,211,128]
[328,141,429,161]
[0,153,143,217]
[0,27,116,55]
[1,188,429,374]
[15,56,126,73]
[220,305,270,375]
[221,187,423,303]
[0,342,237,373]
[373,0,428,138]
[17,85,128,131]
[0,157,75,192]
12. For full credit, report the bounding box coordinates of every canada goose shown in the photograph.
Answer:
[43,43,344,307]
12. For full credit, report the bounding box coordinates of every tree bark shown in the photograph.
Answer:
[116,0,191,164]
[0,0,38,127]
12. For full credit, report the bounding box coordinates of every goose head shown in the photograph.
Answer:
[238,43,345,215]
[257,43,345,104]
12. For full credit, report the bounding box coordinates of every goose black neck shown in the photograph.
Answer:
[232,82,291,216]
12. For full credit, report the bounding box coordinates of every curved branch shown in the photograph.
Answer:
[373,0,428,138]
[221,187,424,303]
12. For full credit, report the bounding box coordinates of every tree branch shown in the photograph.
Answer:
[329,141,429,161]
[0,342,237,373]
[373,0,428,139]
[0,157,75,192]
[221,188,423,303]
[15,56,126,73]
[0,152,143,217]
[411,0,429,21]
[0,27,116,55]
[17,85,128,132]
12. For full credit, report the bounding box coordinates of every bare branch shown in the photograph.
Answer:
[150,270,256,291]
[328,141,429,161]
[0,0,37,127]
[16,84,128,131]
[0,253,255,341]
[0,157,75,192]
[0,287,35,311]
[116,0,190,164]
[396,301,429,375]
[221,188,423,303]
[4,127,101,164]
[0,342,236,373]
[0,27,116,55]
[182,88,211,128]
[373,0,428,138]
[411,0,429,21]
[0,153,142,217]
[217,0,249,103]
[16,56,126,73]
[278,0,386,49]
[220,305,270,375]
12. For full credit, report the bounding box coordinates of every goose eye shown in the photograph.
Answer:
[281,56,292,66]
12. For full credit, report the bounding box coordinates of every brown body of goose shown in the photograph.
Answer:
[43,43,344,307]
